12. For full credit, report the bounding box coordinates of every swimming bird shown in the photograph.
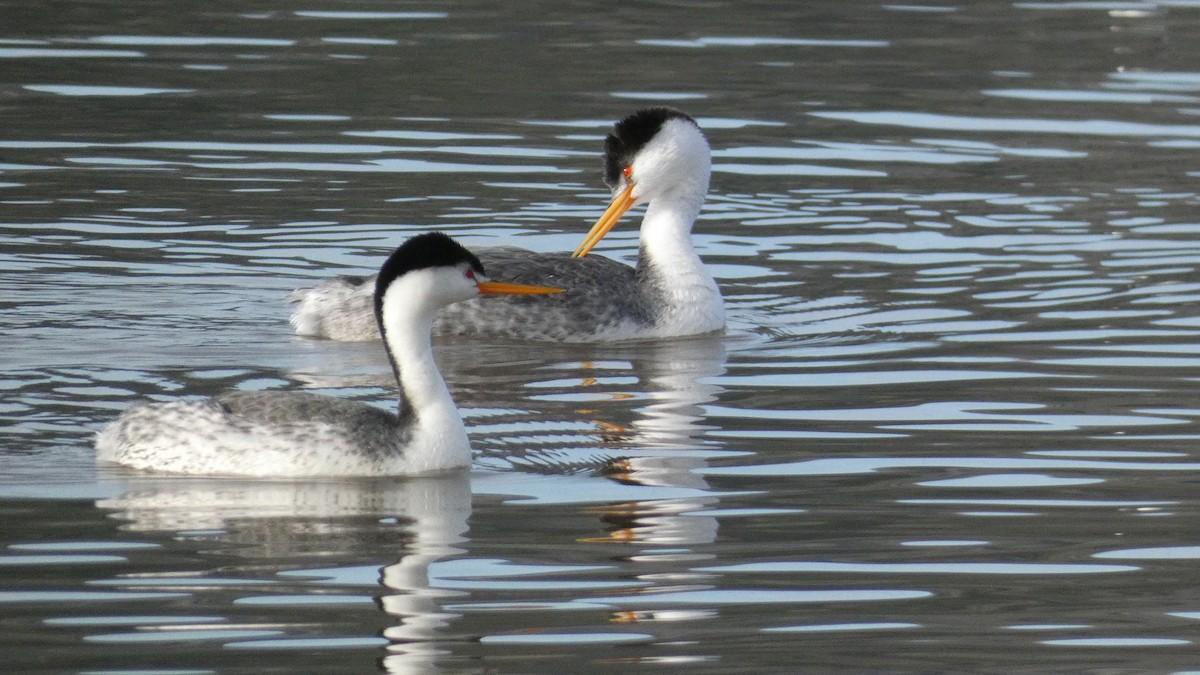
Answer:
[96,232,562,477]
[288,107,723,343]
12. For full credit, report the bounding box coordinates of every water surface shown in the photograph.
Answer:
[6,1,1200,673]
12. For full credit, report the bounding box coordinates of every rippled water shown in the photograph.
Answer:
[7,1,1200,672]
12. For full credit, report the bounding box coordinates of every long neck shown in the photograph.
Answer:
[382,312,450,416]
[379,294,470,470]
[636,195,724,336]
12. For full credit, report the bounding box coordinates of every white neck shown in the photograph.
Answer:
[380,283,471,473]
[638,197,725,337]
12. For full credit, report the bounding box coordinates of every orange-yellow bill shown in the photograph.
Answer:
[477,280,564,295]
[571,183,636,258]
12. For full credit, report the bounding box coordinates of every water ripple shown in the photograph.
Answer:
[700,561,1137,575]
[703,455,1200,477]
[813,110,1200,138]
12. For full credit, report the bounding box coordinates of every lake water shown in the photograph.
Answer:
[6,1,1200,672]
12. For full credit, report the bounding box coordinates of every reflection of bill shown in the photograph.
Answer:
[573,334,728,451]
[580,487,719,549]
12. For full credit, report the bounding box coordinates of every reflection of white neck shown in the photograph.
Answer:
[381,474,471,674]
[633,335,727,452]
[380,278,471,474]
[640,199,724,338]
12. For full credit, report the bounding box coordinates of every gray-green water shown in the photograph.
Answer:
[6,1,1200,672]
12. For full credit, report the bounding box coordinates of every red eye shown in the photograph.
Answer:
[465,269,476,280]
[622,165,633,179]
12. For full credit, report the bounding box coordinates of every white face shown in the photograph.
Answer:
[626,118,712,205]
[438,262,489,304]
[381,262,487,320]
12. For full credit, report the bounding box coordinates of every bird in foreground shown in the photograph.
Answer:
[288,107,724,343]
[96,232,563,477]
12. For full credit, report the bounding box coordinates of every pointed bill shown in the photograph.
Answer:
[571,184,637,258]
[477,281,564,295]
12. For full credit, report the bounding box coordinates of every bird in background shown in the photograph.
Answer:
[288,107,724,343]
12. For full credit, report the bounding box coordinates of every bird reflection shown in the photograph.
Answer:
[583,335,727,551]
[378,481,470,674]
[95,473,470,674]
[604,334,728,452]
[581,495,719,550]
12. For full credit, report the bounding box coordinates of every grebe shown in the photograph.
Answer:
[288,107,723,343]
[96,232,562,476]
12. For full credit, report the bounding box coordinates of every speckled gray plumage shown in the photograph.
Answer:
[95,392,413,476]
[290,246,662,343]
[287,274,378,342]
[438,247,659,341]
[217,390,412,449]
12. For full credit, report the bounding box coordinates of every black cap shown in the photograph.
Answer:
[603,107,697,189]
[374,232,485,318]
